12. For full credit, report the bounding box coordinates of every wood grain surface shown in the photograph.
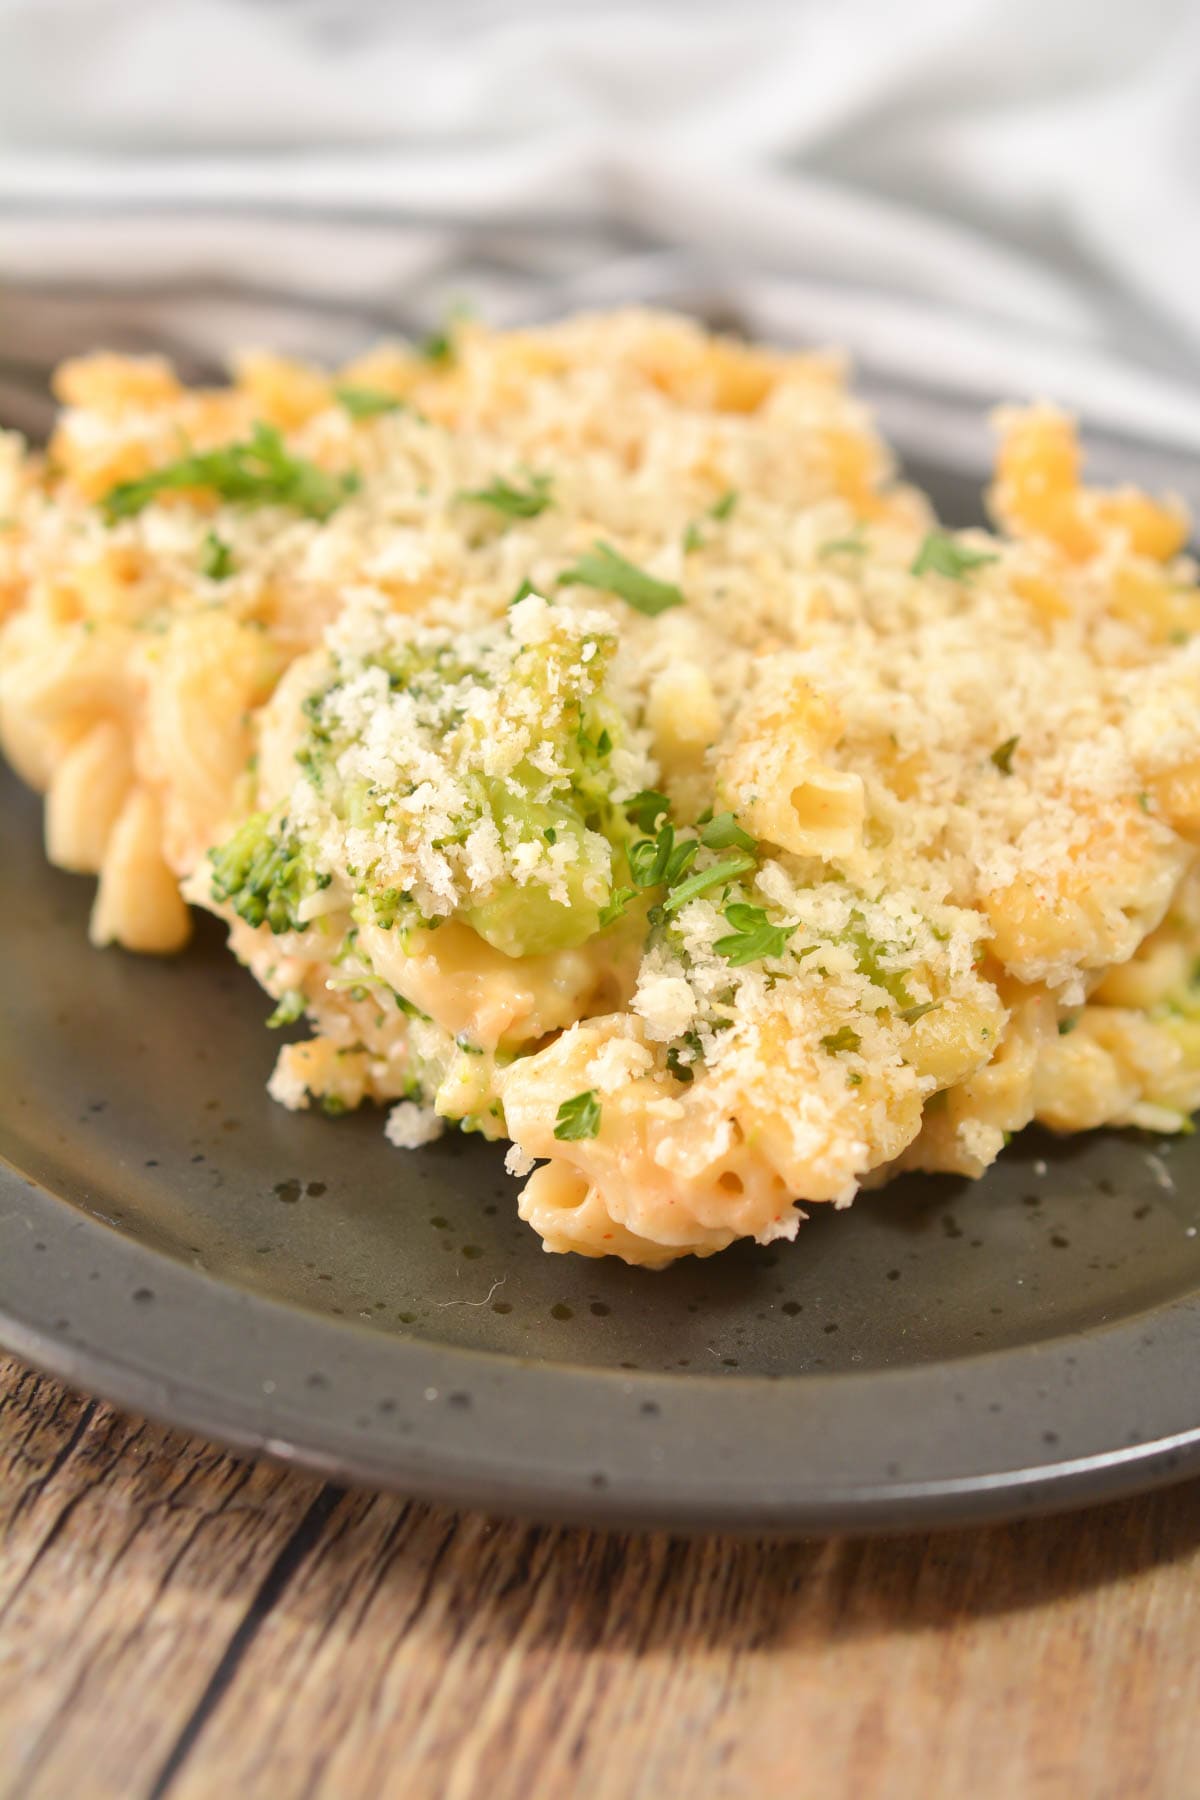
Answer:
[0,1355,1197,1800]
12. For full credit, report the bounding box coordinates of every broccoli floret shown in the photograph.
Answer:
[208,811,330,935]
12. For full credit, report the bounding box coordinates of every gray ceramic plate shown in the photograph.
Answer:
[2,446,1199,1535]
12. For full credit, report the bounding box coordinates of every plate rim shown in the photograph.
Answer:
[3,1159,1198,1535]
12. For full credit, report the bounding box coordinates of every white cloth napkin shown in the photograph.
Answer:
[1,0,1198,477]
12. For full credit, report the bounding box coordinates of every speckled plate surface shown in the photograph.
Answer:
[2,445,1199,1534]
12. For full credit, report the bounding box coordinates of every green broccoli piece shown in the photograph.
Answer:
[208,811,330,935]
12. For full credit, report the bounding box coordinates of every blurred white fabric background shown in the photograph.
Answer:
[0,0,1198,467]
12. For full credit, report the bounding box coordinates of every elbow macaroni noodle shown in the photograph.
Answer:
[2,309,1199,1265]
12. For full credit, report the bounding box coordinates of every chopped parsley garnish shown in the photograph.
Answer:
[682,521,705,554]
[553,1090,602,1141]
[625,790,672,833]
[200,530,236,580]
[418,302,472,366]
[1058,1016,1079,1035]
[508,577,537,607]
[714,902,793,967]
[990,735,1019,775]
[266,989,306,1028]
[661,853,755,915]
[598,886,636,928]
[820,1025,861,1054]
[666,1040,698,1085]
[101,423,359,524]
[900,1000,941,1023]
[628,823,697,890]
[460,472,553,519]
[708,489,738,520]
[335,385,403,419]
[819,526,868,558]
[558,541,684,616]
[911,533,999,581]
[699,811,756,852]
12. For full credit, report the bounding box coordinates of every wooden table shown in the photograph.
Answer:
[1,1355,1197,1800]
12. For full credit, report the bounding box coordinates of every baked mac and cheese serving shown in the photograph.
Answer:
[2,310,1197,1265]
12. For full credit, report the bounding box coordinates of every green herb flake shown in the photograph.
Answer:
[662,853,755,915]
[320,1094,349,1117]
[422,309,467,365]
[1058,1016,1079,1036]
[626,790,671,833]
[665,1044,696,1085]
[699,811,756,852]
[558,540,684,617]
[335,385,403,420]
[508,577,537,608]
[714,902,793,967]
[818,526,868,559]
[628,824,698,891]
[200,530,236,580]
[911,532,999,581]
[598,886,636,928]
[553,1090,602,1142]
[266,989,306,1028]
[460,472,553,520]
[1137,791,1152,813]
[820,1025,862,1055]
[682,522,705,554]
[708,489,738,521]
[990,735,1020,775]
[900,1000,941,1024]
[101,422,359,524]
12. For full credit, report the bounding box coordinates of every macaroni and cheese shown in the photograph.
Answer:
[1,310,1197,1265]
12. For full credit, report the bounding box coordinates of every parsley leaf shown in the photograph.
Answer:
[508,577,537,607]
[911,533,999,581]
[558,541,684,616]
[335,385,403,419]
[682,521,705,554]
[598,886,636,928]
[628,824,698,890]
[900,1000,941,1023]
[699,812,756,852]
[820,1025,861,1054]
[714,902,793,967]
[200,530,236,580]
[819,526,868,558]
[553,1090,602,1141]
[708,489,738,520]
[460,473,553,519]
[625,790,672,833]
[662,853,755,915]
[101,423,359,524]
[990,735,1019,775]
